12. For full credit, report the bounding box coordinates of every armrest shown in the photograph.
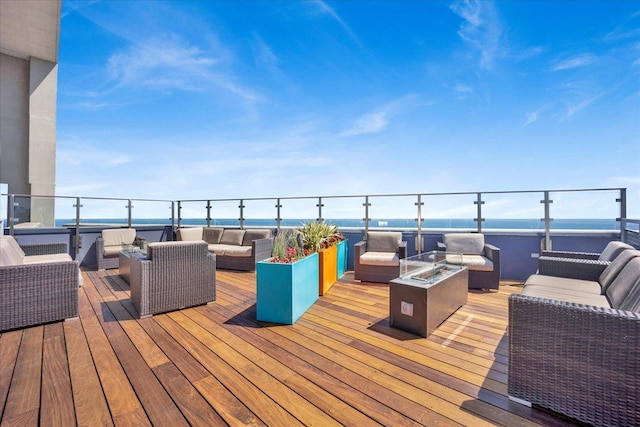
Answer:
[537,256,608,281]
[398,241,407,259]
[541,250,599,260]
[21,243,68,256]
[484,244,500,261]
[354,241,366,257]
[252,237,273,262]
[508,294,639,426]
[96,236,105,255]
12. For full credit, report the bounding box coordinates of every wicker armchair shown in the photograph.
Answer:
[538,240,634,281]
[96,228,145,270]
[1,237,79,331]
[130,241,216,317]
[437,233,501,290]
[354,231,407,283]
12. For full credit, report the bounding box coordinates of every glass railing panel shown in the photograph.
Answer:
[549,190,620,230]
[420,193,478,230]
[208,200,243,227]
[481,192,545,230]
[130,200,173,226]
[321,196,366,229]
[242,199,278,228]
[178,200,207,226]
[75,198,130,226]
[276,198,317,227]
[368,195,418,230]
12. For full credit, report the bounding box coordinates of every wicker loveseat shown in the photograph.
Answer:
[176,227,272,271]
[508,249,640,427]
[1,236,80,331]
[130,241,216,317]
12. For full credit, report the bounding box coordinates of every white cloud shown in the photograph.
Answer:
[339,112,389,137]
[450,0,504,69]
[525,111,538,126]
[552,54,595,71]
[310,0,362,47]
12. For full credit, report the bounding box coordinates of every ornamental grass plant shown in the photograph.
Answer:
[297,222,341,253]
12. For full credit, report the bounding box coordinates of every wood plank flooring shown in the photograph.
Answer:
[0,269,579,426]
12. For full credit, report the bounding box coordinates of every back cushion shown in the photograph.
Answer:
[176,227,203,241]
[220,229,246,246]
[0,238,24,266]
[600,249,640,291]
[203,228,223,244]
[366,231,402,253]
[4,235,25,258]
[242,229,272,246]
[598,241,634,262]
[102,228,136,246]
[618,275,640,312]
[443,233,485,255]
[605,257,640,308]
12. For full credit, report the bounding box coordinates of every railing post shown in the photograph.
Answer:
[126,199,133,228]
[275,198,282,231]
[177,201,182,228]
[540,191,553,251]
[317,197,324,223]
[8,194,15,236]
[363,196,371,235]
[617,188,627,243]
[474,193,485,233]
[73,197,82,257]
[415,195,424,253]
[170,201,175,241]
[238,199,245,229]
[206,200,212,227]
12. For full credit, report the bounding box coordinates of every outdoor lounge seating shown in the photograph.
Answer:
[437,233,501,290]
[1,236,80,331]
[508,249,640,427]
[537,240,634,280]
[176,227,272,271]
[96,228,145,270]
[354,231,406,283]
[130,241,216,317]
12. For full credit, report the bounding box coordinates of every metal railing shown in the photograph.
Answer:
[2,187,635,254]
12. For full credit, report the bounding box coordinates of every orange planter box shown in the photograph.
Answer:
[318,245,338,295]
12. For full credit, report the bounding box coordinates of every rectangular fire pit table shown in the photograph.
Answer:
[389,251,468,337]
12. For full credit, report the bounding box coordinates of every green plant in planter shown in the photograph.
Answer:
[297,222,340,253]
[270,229,308,263]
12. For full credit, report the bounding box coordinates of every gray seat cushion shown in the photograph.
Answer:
[443,233,485,255]
[242,229,271,246]
[599,249,640,292]
[366,231,402,253]
[360,251,400,267]
[605,257,640,309]
[203,228,223,244]
[598,241,635,262]
[220,230,245,246]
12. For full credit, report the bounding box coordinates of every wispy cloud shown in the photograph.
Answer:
[450,0,504,69]
[551,54,595,71]
[453,83,473,99]
[338,95,423,138]
[310,0,362,47]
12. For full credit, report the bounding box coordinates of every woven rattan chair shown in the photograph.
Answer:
[538,240,634,281]
[96,228,145,270]
[354,231,406,283]
[437,233,501,290]
[1,236,79,331]
[130,241,216,317]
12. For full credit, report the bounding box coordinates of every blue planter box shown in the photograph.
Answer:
[337,239,348,278]
[256,252,319,324]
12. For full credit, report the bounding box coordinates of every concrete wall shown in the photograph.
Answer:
[0,53,57,226]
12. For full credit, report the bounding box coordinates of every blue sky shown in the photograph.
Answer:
[55,0,640,219]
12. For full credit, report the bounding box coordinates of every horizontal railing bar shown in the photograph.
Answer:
[1,193,173,203]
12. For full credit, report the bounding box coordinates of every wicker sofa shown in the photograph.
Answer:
[354,231,407,283]
[176,227,273,271]
[437,233,501,290]
[130,241,216,317]
[1,236,80,331]
[96,228,145,270]
[537,240,634,281]
[508,248,640,427]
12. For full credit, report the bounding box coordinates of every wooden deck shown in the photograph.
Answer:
[0,269,578,426]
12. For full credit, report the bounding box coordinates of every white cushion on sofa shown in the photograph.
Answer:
[525,274,602,294]
[177,227,204,241]
[23,253,73,264]
[0,238,24,266]
[222,245,252,257]
[102,228,136,246]
[360,251,399,267]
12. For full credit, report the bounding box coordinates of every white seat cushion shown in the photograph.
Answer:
[177,227,204,241]
[524,274,602,294]
[23,253,73,264]
[102,228,136,247]
[460,255,494,272]
[521,286,611,307]
[221,245,253,257]
[360,251,399,267]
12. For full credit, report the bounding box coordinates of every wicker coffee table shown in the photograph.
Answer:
[389,251,468,337]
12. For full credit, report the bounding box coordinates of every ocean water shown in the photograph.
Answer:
[52,218,621,230]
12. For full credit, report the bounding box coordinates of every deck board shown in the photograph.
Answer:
[0,269,578,427]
